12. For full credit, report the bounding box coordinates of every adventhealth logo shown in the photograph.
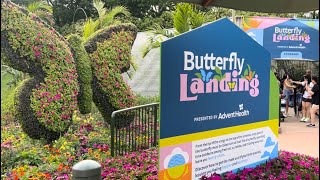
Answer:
[180,51,260,101]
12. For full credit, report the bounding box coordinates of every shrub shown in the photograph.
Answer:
[83,24,137,125]
[1,1,139,140]
[1,80,24,122]
[124,11,173,32]
[1,1,79,141]
[67,34,93,114]
[56,21,84,37]
[201,151,319,179]
[136,94,160,105]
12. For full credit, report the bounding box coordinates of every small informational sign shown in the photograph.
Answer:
[243,17,319,61]
[159,18,279,179]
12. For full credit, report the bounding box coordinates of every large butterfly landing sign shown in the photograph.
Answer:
[159,18,279,179]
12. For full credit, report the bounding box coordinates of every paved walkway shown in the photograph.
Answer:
[278,109,319,158]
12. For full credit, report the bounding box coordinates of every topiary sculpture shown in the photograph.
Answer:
[1,1,137,141]
[67,34,93,114]
[84,24,137,126]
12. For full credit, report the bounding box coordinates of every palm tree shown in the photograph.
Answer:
[27,1,54,26]
[142,3,205,58]
[82,0,131,42]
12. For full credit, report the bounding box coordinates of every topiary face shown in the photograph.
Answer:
[1,2,79,141]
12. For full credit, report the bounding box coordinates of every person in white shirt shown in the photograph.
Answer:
[293,77,313,122]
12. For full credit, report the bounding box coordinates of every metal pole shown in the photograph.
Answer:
[232,9,236,23]
[110,113,115,157]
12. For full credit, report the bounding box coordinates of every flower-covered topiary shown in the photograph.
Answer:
[1,1,138,140]
[1,1,79,141]
[84,24,137,125]
[67,34,93,114]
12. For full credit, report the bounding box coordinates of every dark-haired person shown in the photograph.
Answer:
[306,76,319,127]
[298,69,312,93]
[283,75,296,117]
[293,77,314,122]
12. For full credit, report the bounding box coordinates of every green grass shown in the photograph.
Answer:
[1,73,14,101]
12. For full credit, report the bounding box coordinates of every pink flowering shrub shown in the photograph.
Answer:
[1,1,138,141]
[201,151,319,180]
[1,2,78,141]
[101,148,158,180]
[84,24,137,125]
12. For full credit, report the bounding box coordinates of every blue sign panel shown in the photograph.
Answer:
[159,18,279,179]
[263,19,319,60]
[160,18,271,139]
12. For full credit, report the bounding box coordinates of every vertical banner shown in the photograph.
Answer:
[243,17,319,61]
[159,18,279,179]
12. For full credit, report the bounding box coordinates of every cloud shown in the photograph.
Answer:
[164,147,189,169]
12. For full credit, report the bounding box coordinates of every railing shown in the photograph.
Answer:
[110,103,159,157]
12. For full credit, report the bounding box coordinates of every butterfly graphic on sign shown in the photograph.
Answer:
[241,64,256,81]
[227,81,236,91]
[195,69,214,83]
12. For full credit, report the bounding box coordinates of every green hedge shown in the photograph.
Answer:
[67,34,93,114]
[1,2,79,141]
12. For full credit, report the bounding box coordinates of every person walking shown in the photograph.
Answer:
[283,75,296,117]
[306,76,319,127]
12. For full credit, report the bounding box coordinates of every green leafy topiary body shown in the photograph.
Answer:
[84,24,137,125]
[1,2,79,141]
[67,34,93,114]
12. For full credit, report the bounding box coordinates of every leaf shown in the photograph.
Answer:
[252,71,256,78]
[215,66,222,75]
[243,68,248,76]
[247,64,251,71]
[213,75,221,81]
[194,73,202,79]
[241,75,245,79]
[222,74,226,79]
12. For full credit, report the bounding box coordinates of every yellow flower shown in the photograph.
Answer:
[17,167,25,173]
[37,172,45,177]
[94,153,100,158]
[44,145,50,150]
[88,148,93,154]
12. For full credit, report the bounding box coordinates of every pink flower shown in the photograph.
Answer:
[35,51,41,57]
[53,94,61,100]
[42,92,50,96]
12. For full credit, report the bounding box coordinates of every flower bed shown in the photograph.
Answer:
[1,113,319,180]
[201,151,319,180]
